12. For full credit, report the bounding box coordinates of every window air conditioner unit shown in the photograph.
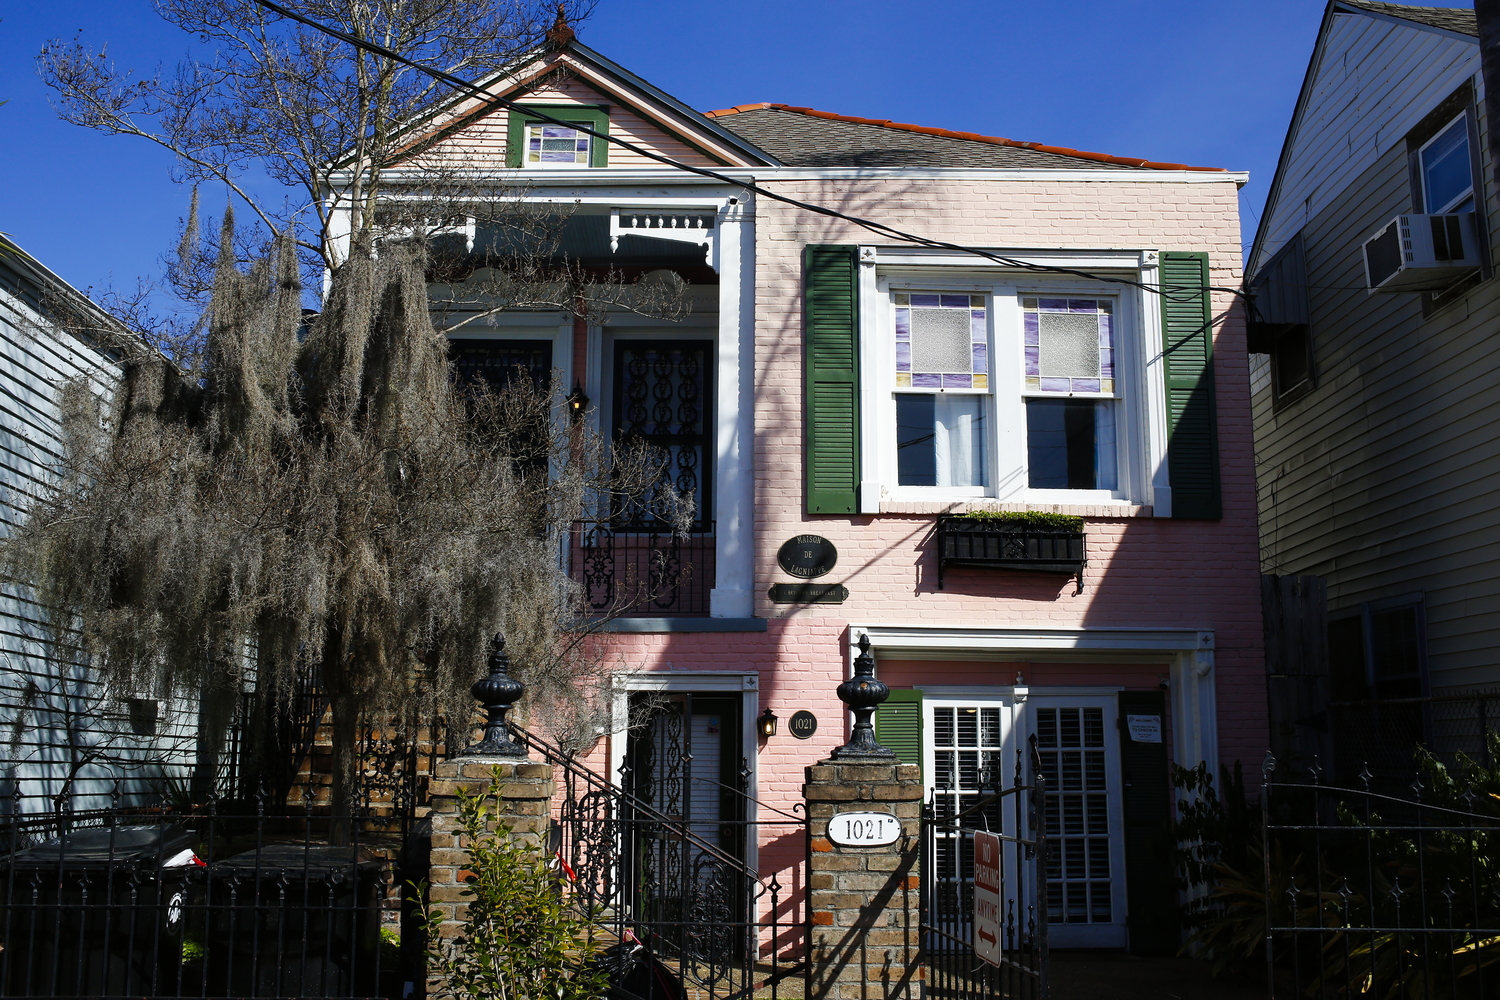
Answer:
[1362,212,1479,293]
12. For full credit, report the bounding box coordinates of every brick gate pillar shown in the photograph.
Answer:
[424,755,555,995]
[423,635,553,997]
[804,760,924,1000]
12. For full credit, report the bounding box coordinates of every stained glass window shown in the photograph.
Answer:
[1022,298,1114,395]
[526,124,591,166]
[894,292,988,390]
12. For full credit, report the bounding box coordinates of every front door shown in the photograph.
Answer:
[924,694,1126,949]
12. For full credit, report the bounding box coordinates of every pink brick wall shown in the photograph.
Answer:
[569,173,1264,891]
[746,176,1265,768]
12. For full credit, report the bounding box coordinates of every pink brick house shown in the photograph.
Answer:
[361,28,1265,954]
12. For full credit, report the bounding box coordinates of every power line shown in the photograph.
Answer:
[252,0,1251,307]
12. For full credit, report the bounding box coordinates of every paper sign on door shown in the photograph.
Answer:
[1127,715,1162,743]
[973,830,1002,966]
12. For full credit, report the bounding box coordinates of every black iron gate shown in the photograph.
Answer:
[1262,755,1500,998]
[518,698,809,1000]
[921,741,1050,1000]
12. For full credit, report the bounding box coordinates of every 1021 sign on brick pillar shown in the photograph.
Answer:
[974,830,1002,966]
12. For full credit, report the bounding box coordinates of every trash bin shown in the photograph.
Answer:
[0,823,201,997]
[204,843,384,998]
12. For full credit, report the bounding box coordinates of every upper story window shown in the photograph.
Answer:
[893,293,988,488]
[875,281,1131,504]
[1022,298,1117,491]
[1419,116,1474,214]
[507,105,609,169]
[525,124,592,167]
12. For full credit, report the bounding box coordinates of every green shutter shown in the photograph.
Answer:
[803,245,861,514]
[875,689,923,773]
[1160,251,1221,519]
[1118,690,1176,955]
[507,105,609,168]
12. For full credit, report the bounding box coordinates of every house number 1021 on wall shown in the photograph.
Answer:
[827,812,901,847]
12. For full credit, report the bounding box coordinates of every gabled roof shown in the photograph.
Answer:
[705,104,1224,171]
[381,39,778,170]
[1334,1,1475,37]
[1247,1,1479,276]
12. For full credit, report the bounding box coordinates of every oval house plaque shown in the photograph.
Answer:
[777,535,838,579]
[827,812,902,847]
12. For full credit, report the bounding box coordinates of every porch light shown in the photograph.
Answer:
[566,383,589,421]
[758,707,779,738]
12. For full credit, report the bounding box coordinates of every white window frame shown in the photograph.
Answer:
[859,251,1165,511]
[522,122,593,169]
[1418,114,1475,215]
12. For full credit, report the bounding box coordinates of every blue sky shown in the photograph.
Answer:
[0,0,1388,298]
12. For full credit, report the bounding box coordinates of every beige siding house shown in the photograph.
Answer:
[1247,1,1499,782]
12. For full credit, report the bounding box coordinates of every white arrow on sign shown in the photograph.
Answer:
[973,830,1002,967]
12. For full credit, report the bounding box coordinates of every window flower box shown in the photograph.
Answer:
[936,514,1085,587]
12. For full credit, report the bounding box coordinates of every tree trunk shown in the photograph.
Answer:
[190,670,238,805]
[321,626,359,844]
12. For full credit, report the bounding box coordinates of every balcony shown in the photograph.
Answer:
[570,519,715,617]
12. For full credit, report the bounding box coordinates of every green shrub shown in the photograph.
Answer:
[423,769,608,1000]
[953,510,1084,531]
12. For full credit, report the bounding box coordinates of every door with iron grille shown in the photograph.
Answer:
[612,340,712,528]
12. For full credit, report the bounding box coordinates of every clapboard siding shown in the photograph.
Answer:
[1254,13,1479,273]
[422,74,726,169]
[1253,60,1500,694]
[0,263,198,815]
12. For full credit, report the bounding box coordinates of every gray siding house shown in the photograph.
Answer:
[0,238,197,815]
[1247,1,1499,782]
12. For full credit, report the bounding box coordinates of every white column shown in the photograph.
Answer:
[710,195,754,618]
[1170,631,1219,774]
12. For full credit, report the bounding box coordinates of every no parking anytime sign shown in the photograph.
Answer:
[973,830,1002,966]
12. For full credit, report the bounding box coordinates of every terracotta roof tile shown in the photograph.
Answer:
[704,103,1223,171]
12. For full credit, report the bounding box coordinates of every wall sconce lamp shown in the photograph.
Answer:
[566,383,590,421]
[758,707,779,738]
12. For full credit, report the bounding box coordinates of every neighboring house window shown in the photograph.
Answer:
[1247,232,1313,403]
[1418,116,1474,215]
[1403,82,1488,311]
[1327,597,1427,702]
[507,105,609,169]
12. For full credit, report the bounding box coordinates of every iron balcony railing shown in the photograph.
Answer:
[569,518,714,618]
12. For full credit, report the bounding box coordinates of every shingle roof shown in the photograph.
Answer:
[1335,1,1476,36]
[704,104,1223,171]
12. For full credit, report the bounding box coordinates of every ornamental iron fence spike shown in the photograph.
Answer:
[829,633,895,760]
[1262,750,1277,782]
[463,632,528,759]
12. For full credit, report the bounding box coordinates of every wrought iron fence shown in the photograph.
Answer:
[1329,690,1500,790]
[515,724,810,1000]
[1262,756,1500,999]
[0,792,419,999]
[570,518,714,617]
[920,742,1049,1000]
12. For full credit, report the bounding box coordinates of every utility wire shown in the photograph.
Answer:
[251,0,1254,309]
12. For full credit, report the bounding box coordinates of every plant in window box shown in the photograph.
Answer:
[936,511,1086,587]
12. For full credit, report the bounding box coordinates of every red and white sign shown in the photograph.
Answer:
[973,830,1002,966]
